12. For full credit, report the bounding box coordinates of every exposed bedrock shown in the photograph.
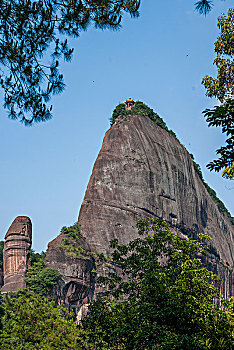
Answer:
[1,216,32,293]
[46,115,234,300]
[46,232,96,309]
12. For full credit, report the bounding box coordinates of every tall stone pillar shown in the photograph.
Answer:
[1,216,32,293]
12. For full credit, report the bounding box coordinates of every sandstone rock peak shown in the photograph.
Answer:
[1,216,32,293]
[46,112,234,306]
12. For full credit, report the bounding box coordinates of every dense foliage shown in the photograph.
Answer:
[0,294,88,349]
[202,8,234,102]
[84,217,234,350]
[25,250,61,296]
[202,8,234,174]
[0,218,233,349]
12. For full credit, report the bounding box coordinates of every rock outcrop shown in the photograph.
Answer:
[1,216,32,293]
[46,114,234,304]
[46,231,95,312]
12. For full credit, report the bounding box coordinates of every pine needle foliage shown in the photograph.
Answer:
[0,0,140,124]
[0,0,220,124]
[195,0,213,15]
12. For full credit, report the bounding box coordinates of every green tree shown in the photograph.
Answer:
[0,294,89,349]
[25,251,61,296]
[83,217,234,349]
[202,8,234,174]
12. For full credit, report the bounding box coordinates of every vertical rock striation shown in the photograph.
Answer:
[47,114,234,300]
[1,216,32,293]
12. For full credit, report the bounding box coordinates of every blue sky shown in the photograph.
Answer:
[0,0,233,252]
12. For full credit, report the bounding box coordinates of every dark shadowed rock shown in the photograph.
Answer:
[46,229,96,315]
[46,114,234,301]
[1,216,32,293]
[0,268,3,288]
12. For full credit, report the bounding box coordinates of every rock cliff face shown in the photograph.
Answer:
[46,114,234,303]
[1,216,32,293]
[46,231,95,311]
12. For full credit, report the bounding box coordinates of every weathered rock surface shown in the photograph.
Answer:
[46,233,95,310]
[46,114,234,301]
[1,216,32,293]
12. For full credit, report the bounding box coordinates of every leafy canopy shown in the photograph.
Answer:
[0,294,89,350]
[83,217,234,350]
[25,250,61,296]
[202,8,234,174]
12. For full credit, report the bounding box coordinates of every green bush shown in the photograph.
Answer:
[83,217,234,350]
[25,252,61,296]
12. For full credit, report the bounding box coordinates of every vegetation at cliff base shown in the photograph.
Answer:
[0,294,88,350]
[84,217,234,349]
[0,218,233,349]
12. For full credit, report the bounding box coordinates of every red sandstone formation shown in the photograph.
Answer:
[46,114,234,303]
[1,216,32,293]
[46,232,95,310]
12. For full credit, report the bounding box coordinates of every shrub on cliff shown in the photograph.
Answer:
[25,251,61,296]
[83,217,234,350]
[110,101,177,139]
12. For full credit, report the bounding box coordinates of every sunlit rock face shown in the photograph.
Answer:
[47,114,234,300]
[1,216,32,293]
